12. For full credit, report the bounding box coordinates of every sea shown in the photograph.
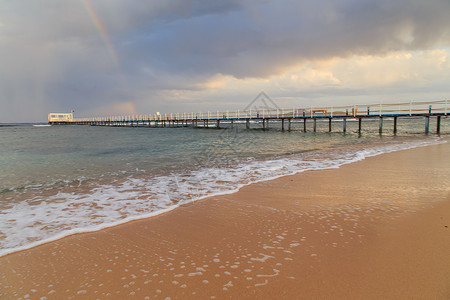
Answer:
[0,117,448,256]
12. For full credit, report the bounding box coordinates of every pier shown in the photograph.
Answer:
[49,100,448,134]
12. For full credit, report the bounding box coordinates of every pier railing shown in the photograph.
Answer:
[71,100,448,123]
[51,99,448,134]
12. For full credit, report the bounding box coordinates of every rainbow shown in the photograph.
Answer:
[79,0,120,69]
[79,0,132,112]
[127,101,137,115]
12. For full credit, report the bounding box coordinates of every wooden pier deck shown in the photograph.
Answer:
[49,100,449,134]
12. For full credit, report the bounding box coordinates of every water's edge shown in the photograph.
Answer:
[0,137,445,258]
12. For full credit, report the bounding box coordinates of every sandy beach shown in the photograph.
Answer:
[1,139,450,299]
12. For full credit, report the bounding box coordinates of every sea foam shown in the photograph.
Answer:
[0,137,444,257]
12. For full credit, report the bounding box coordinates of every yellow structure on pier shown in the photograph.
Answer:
[48,113,73,123]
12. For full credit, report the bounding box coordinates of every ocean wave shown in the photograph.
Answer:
[0,136,444,257]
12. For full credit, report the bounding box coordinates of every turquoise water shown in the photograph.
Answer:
[0,118,448,255]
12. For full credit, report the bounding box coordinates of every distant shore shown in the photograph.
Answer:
[1,139,449,299]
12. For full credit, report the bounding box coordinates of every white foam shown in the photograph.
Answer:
[250,254,274,263]
[0,137,444,257]
[256,269,280,278]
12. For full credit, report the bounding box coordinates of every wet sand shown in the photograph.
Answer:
[1,140,450,299]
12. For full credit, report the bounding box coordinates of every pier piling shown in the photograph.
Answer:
[437,116,441,134]
[393,116,398,134]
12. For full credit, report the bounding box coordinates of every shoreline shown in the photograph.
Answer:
[1,139,450,299]
[0,136,444,258]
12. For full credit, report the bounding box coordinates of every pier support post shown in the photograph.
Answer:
[358,118,362,134]
[329,118,332,132]
[303,118,307,132]
[313,118,317,132]
[281,119,285,131]
[343,118,347,133]
[425,116,430,134]
[246,119,250,129]
[288,119,291,132]
[217,119,220,129]
[263,119,268,130]
[437,116,441,134]
[393,116,398,134]
[231,119,234,129]
[379,117,383,134]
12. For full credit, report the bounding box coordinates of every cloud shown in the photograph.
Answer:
[1,0,450,121]
[132,0,450,78]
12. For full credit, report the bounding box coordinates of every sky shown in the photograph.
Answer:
[1,0,450,122]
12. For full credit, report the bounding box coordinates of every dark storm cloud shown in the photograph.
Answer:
[1,0,450,121]
[125,0,450,78]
